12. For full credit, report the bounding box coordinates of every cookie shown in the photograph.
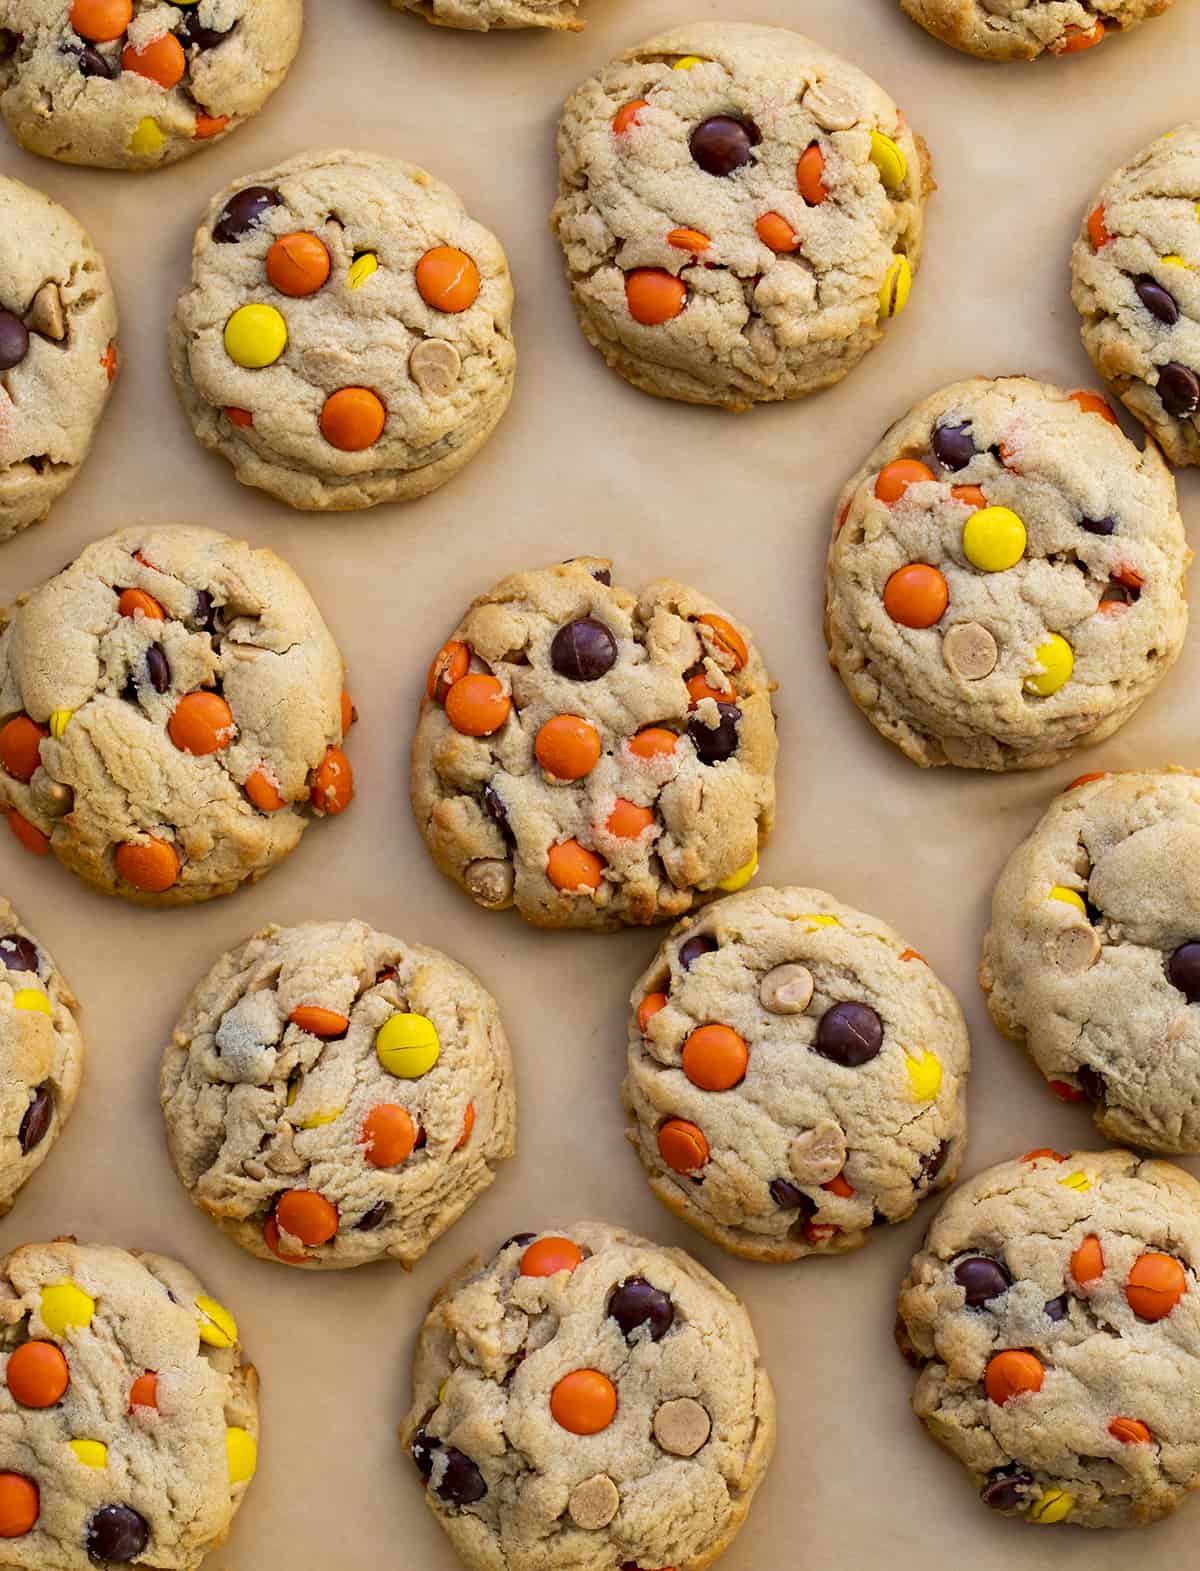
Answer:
[0,524,353,905]
[897,1149,1200,1529]
[0,177,118,543]
[624,886,969,1262]
[169,148,516,511]
[1072,123,1200,467]
[0,901,82,1215]
[0,1239,257,1565]
[161,920,516,1269]
[0,1,302,170]
[400,1221,775,1571]
[900,0,1174,58]
[825,375,1190,771]
[410,557,777,931]
[390,0,584,30]
[550,21,931,409]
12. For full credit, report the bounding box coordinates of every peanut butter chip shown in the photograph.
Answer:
[568,1473,619,1529]
[653,1398,711,1457]
[465,858,514,908]
[789,1119,847,1185]
[410,338,462,397]
[27,282,65,341]
[1052,926,1100,974]
[759,962,814,1014]
[942,622,998,681]
[803,83,859,130]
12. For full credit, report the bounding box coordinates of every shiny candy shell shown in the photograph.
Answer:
[224,304,288,369]
[963,506,1026,572]
[904,1050,942,1100]
[40,1280,94,1334]
[226,1426,257,1484]
[376,1012,440,1078]
[868,130,907,189]
[1024,635,1074,696]
[195,1295,237,1348]
[879,255,911,318]
[717,849,758,892]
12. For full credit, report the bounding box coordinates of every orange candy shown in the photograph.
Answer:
[796,142,828,205]
[637,993,668,1034]
[362,1103,417,1168]
[0,1473,38,1538]
[129,1372,158,1412]
[686,672,727,707]
[682,1024,748,1091]
[275,1188,339,1247]
[625,269,686,326]
[520,1236,584,1277]
[1070,1234,1104,1285]
[612,100,647,134]
[245,766,285,814]
[267,233,331,298]
[1069,389,1119,425]
[1053,18,1105,50]
[823,1172,855,1199]
[311,746,354,814]
[551,1369,617,1435]
[225,407,254,428]
[755,212,799,253]
[883,563,949,629]
[340,689,355,737]
[7,810,49,857]
[455,1101,476,1151]
[114,837,179,892]
[121,33,185,88]
[547,839,605,893]
[1088,204,1112,250]
[1126,1253,1187,1321]
[658,1118,709,1174]
[696,613,748,670]
[667,227,711,253]
[950,484,988,509]
[263,1213,307,1264]
[0,716,47,783]
[321,388,386,451]
[875,459,935,505]
[1109,1417,1151,1446]
[984,1350,1044,1406]
[194,114,228,141]
[606,799,654,838]
[168,691,234,756]
[101,342,118,383]
[117,587,164,621]
[900,948,926,964]
[445,673,510,737]
[426,641,469,703]
[6,1341,69,1408]
[416,247,480,313]
[70,0,131,41]
[628,728,678,760]
[535,715,601,781]
[1022,1148,1066,1163]
[289,1005,349,1038]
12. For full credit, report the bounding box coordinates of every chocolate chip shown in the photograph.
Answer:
[77,43,117,77]
[437,1447,487,1506]
[1135,276,1180,325]
[178,11,230,48]
[481,784,514,847]
[689,115,759,176]
[608,1277,674,1341]
[18,1084,52,1154]
[980,1467,1033,1512]
[814,1001,883,1066]
[0,310,29,371]
[953,1255,1012,1307]
[504,1232,537,1250]
[688,701,740,765]
[769,1177,814,1214]
[1168,941,1200,1001]
[145,645,170,694]
[1158,362,1200,417]
[592,568,612,585]
[0,935,38,973]
[213,186,282,244]
[411,1429,436,1476]
[918,1139,950,1184]
[1077,1065,1107,1104]
[1044,1294,1069,1323]
[1079,515,1117,536]
[894,1312,924,1368]
[86,1505,150,1563]
[549,617,617,681]
[193,590,217,629]
[356,1201,389,1231]
[678,934,718,970]
[931,422,975,471]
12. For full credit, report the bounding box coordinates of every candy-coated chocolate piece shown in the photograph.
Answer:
[612,100,647,133]
[0,1474,38,1537]
[932,422,976,470]
[1029,1489,1074,1524]
[716,849,757,891]
[69,1439,107,1469]
[1158,362,1200,416]
[275,1188,338,1246]
[226,1426,257,1484]
[682,1023,748,1091]
[606,799,654,838]
[224,304,288,369]
[1168,941,1200,1000]
[1109,1417,1152,1445]
[696,613,748,669]
[550,617,618,681]
[608,1277,674,1340]
[214,187,282,244]
[114,837,180,893]
[6,1340,69,1407]
[376,1012,440,1078]
[984,1349,1044,1405]
[362,1103,417,1167]
[547,839,605,892]
[628,727,678,760]
[129,117,165,156]
[551,1369,618,1434]
[690,115,759,176]
[1126,1252,1186,1319]
[122,34,185,87]
[869,130,907,189]
[678,934,718,970]
[129,1372,158,1410]
[626,269,687,325]
[963,506,1026,572]
[755,212,799,251]
[521,1236,583,1276]
[879,254,911,317]
[658,1118,708,1173]
[0,312,29,372]
[796,142,828,205]
[1070,1234,1104,1283]
[875,459,934,504]
[444,672,510,737]
[416,247,480,313]
[266,232,331,297]
[904,1049,942,1099]
[117,587,164,620]
[535,714,602,780]
[288,1005,349,1038]
[954,1256,1011,1307]
[12,988,49,1016]
[40,1280,94,1334]
[168,691,234,755]
[348,252,378,290]
[86,1505,149,1562]
[1135,275,1179,324]
[883,563,948,628]
[815,1000,882,1066]
[311,746,353,814]
[636,993,667,1034]
[70,0,131,43]
[1023,634,1073,696]
[980,1467,1033,1511]
[688,701,740,765]
[0,716,47,783]
[667,227,710,253]
[18,1085,53,1154]
[195,1294,237,1348]
[320,387,386,451]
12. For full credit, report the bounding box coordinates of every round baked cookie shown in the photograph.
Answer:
[0,900,82,1215]
[825,375,1190,771]
[0,524,354,905]
[624,886,970,1262]
[411,558,777,931]
[0,0,302,170]
[170,148,516,511]
[897,1149,1200,1529]
[0,177,118,543]
[400,1221,775,1571]
[1073,123,1200,467]
[550,21,931,410]
[161,920,516,1269]
[900,0,1174,60]
[390,0,585,30]
[981,769,1200,1153]
[0,1239,258,1564]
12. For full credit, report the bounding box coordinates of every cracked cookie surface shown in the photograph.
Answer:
[900,0,1173,59]
[169,148,515,510]
[410,557,777,931]
[825,375,1190,771]
[389,0,585,31]
[161,919,516,1269]
[0,1239,257,1567]
[897,1149,1200,1529]
[982,769,1200,1153]
[0,524,353,905]
[550,21,931,409]
[0,0,301,170]
[400,1221,775,1571]
[0,900,82,1216]
[624,886,969,1262]
[1072,122,1200,466]
[0,177,117,542]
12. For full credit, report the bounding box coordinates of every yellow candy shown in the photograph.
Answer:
[13,989,50,1016]
[68,1440,107,1469]
[195,1295,237,1349]
[878,254,911,319]
[800,913,840,929]
[226,1426,257,1484]
[1059,1171,1091,1191]
[376,1012,441,1079]
[905,1050,943,1101]
[130,117,165,156]
[869,130,908,190]
[1162,253,1192,269]
[1049,886,1087,915]
[1030,1489,1074,1524]
[40,1280,95,1335]
[717,849,758,892]
[49,709,73,739]
[224,304,288,370]
[1024,634,1074,697]
[348,252,379,290]
[300,1107,343,1129]
[963,507,1027,572]
[672,55,705,69]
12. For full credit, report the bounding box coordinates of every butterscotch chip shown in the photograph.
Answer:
[653,1397,711,1456]
[942,622,997,681]
[568,1473,619,1529]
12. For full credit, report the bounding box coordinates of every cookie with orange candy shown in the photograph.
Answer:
[389,0,588,31]
[900,0,1174,61]
[410,557,777,930]
[0,525,354,904]
[0,0,301,170]
[161,920,515,1268]
[170,148,515,510]
[897,1148,1200,1529]
[401,1221,775,1571]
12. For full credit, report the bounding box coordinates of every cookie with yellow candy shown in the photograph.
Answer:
[0,1239,257,1566]
[624,885,970,1261]
[826,375,1189,771]
[161,919,516,1268]
[900,0,1175,61]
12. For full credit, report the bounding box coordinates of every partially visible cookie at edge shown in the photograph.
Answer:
[389,0,585,31]
[900,0,1175,60]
